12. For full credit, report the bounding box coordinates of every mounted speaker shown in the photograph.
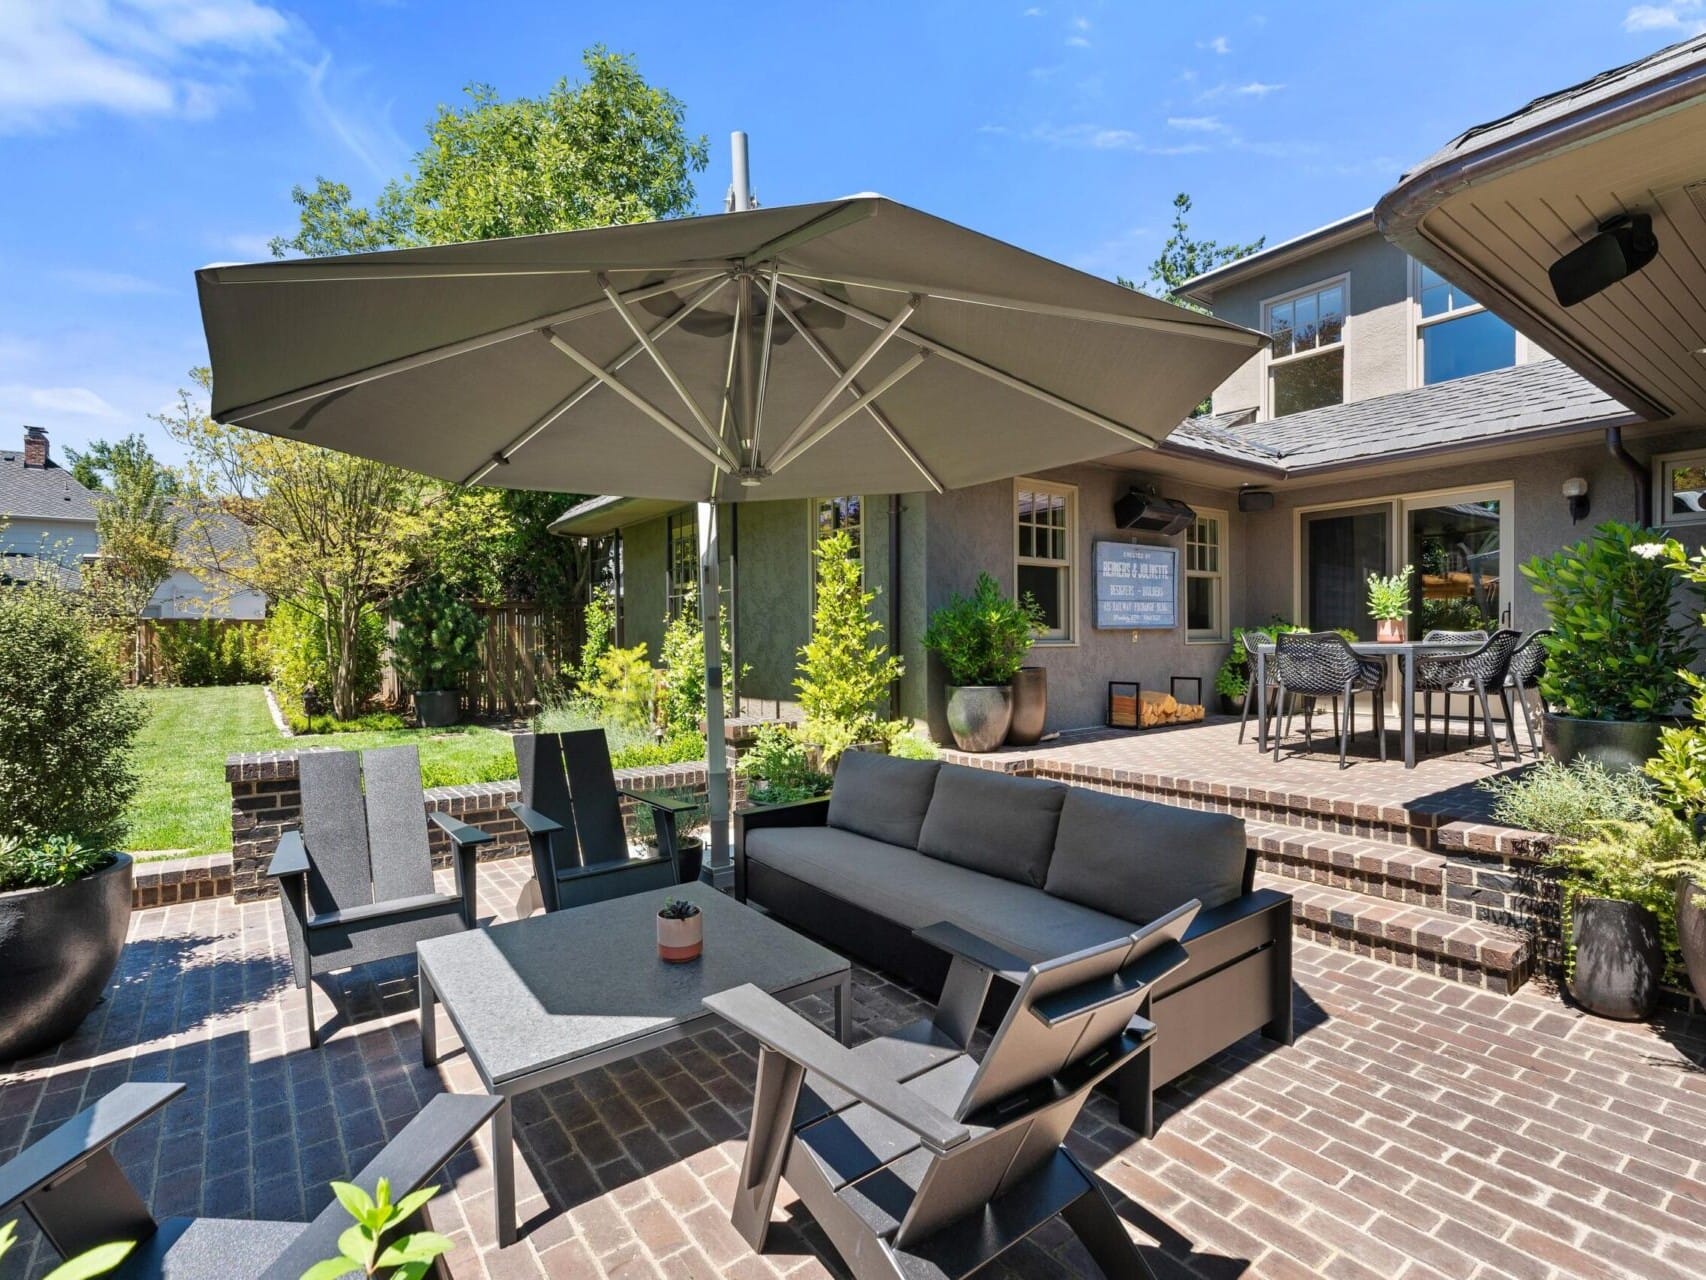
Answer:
[1238,488,1275,513]
[1548,213,1658,308]
[1114,489,1195,535]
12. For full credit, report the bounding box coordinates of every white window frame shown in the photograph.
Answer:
[1183,507,1228,643]
[807,496,865,611]
[1409,259,1516,388]
[1260,273,1349,420]
[1655,448,1706,527]
[666,508,697,618]
[1014,477,1077,645]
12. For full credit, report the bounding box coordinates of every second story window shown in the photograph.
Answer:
[1416,263,1516,385]
[1264,279,1345,418]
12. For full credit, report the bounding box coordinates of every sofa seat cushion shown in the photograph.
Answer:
[914,763,1067,888]
[745,826,1134,962]
[827,752,941,849]
[1045,788,1247,922]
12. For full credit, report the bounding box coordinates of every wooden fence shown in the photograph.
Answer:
[379,602,579,720]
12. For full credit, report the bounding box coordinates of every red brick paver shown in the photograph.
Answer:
[4,856,1705,1279]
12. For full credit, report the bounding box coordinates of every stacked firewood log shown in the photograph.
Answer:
[1137,689,1206,728]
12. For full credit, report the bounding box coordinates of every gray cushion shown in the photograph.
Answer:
[1045,788,1247,922]
[827,751,941,849]
[746,827,1135,961]
[914,764,1067,887]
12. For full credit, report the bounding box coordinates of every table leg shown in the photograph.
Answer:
[419,969,437,1067]
[834,973,853,1045]
[493,1095,516,1248]
[1256,647,1270,751]
[1402,651,1417,770]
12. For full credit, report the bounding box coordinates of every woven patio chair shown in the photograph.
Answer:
[510,729,699,914]
[1504,629,1553,756]
[271,745,488,1049]
[1414,629,1522,765]
[1271,632,1387,768]
[704,901,1200,1280]
[1415,629,1488,751]
[0,1081,498,1279]
[1237,629,1285,745]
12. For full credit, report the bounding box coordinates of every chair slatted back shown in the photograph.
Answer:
[298,750,374,915]
[1274,631,1362,694]
[559,729,630,867]
[361,746,435,902]
[515,733,582,869]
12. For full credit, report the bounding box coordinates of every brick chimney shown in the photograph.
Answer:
[22,426,48,468]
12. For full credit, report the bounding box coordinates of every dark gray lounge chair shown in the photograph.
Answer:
[704,900,1201,1280]
[510,730,698,913]
[0,1081,498,1279]
[271,745,488,1048]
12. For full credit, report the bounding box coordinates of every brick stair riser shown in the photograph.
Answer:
[1252,849,1442,907]
[1288,912,1533,995]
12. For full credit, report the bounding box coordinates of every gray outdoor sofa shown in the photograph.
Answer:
[734,751,1294,1135]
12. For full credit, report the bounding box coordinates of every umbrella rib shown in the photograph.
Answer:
[599,273,726,456]
[462,274,733,485]
[768,351,932,475]
[747,266,782,467]
[766,295,920,464]
[738,198,880,267]
[545,331,736,474]
[205,260,735,286]
[776,276,1161,450]
[774,302,946,493]
[219,273,723,425]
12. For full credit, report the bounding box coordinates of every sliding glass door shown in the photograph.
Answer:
[1301,505,1390,638]
[1403,491,1508,639]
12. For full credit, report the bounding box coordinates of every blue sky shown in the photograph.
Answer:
[2,0,1701,467]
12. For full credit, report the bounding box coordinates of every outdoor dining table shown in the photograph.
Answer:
[1252,639,1480,769]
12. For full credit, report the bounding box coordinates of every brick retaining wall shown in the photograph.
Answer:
[227,750,714,903]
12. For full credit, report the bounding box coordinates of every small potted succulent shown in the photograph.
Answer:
[390,578,486,728]
[1365,566,1414,643]
[657,897,703,963]
[922,573,1045,752]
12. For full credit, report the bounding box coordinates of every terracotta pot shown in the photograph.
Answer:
[945,685,1014,753]
[1543,714,1666,773]
[1006,667,1048,746]
[1678,876,1706,1009]
[1375,618,1405,643]
[657,909,703,963]
[1567,896,1662,1020]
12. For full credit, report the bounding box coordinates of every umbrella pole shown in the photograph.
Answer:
[697,501,731,881]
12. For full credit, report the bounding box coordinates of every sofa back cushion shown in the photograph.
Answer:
[1045,787,1247,922]
[915,763,1067,888]
[826,751,941,849]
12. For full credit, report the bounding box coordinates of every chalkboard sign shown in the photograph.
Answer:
[1093,541,1177,630]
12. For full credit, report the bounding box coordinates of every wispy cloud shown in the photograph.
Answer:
[1624,2,1706,34]
[296,53,408,182]
[51,268,169,295]
[1167,115,1227,133]
[980,122,1206,155]
[1235,80,1285,96]
[1197,80,1287,102]
[1199,35,1231,55]
[208,230,277,260]
[1022,5,1044,14]
[0,385,124,418]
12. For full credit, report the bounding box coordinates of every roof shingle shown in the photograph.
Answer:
[0,451,98,523]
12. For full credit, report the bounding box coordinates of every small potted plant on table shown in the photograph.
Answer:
[657,897,703,963]
[391,578,486,729]
[923,573,1044,752]
[1365,566,1414,643]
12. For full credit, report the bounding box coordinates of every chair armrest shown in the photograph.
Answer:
[428,810,493,849]
[259,1093,501,1280]
[912,921,1030,983]
[0,1083,183,1211]
[1184,888,1292,942]
[507,801,563,837]
[704,985,970,1154]
[616,787,700,815]
[268,829,309,880]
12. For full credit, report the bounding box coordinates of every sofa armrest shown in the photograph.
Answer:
[733,794,830,902]
[1184,888,1291,943]
[912,921,1030,983]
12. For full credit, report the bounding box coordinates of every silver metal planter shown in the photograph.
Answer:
[946,685,1014,753]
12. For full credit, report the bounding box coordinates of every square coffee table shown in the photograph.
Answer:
[416,882,851,1245]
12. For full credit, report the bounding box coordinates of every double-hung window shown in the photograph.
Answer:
[666,510,697,618]
[1415,262,1515,385]
[1264,279,1346,418]
[1015,479,1075,643]
[1184,510,1227,642]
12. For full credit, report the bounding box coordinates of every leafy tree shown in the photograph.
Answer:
[69,435,181,626]
[1143,193,1266,306]
[795,531,904,761]
[658,584,734,736]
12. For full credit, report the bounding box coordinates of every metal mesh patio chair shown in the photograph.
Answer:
[1416,629,1488,751]
[1504,629,1552,756]
[1271,632,1387,768]
[271,745,487,1049]
[1414,629,1522,765]
[510,730,699,913]
[1237,629,1283,745]
[704,900,1201,1280]
[0,1081,498,1279]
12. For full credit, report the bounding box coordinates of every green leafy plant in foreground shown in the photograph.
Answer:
[0,1219,132,1279]
[302,1178,452,1280]
[923,572,1043,688]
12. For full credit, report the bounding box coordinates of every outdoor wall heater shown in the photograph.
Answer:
[1114,488,1196,535]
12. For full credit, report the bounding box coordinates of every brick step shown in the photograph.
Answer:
[1246,820,1447,906]
[1258,870,1533,995]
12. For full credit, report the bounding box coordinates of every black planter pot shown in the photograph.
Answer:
[1543,714,1665,773]
[675,835,706,886]
[1219,692,1240,716]
[1568,895,1663,1020]
[1006,667,1047,746]
[1678,877,1706,1010]
[0,854,133,1061]
[414,689,461,728]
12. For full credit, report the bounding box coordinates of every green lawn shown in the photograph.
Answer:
[127,685,518,859]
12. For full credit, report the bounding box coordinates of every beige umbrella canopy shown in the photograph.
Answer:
[196,196,1262,503]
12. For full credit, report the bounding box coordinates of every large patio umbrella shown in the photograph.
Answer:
[196,194,1264,867]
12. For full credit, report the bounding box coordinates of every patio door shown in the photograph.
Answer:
[1400,486,1512,639]
[1301,504,1390,637]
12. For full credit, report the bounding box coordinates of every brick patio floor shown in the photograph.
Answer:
[5,855,1706,1280]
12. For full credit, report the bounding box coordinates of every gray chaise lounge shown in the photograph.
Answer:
[734,752,1293,1135]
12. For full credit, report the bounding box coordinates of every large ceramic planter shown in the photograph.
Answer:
[1568,895,1662,1020]
[1006,667,1048,746]
[1678,876,1706,1010]
[0,854,133,1061]
[1543,714,1665,773]
[414,689,461,728]
[945,685,1013,753]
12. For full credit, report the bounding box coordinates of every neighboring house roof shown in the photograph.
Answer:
[1165,358,1635,476]
[1177,209,1375,303]
[0,553,80,591]
[170,500,254,571]
[0,450,97,523]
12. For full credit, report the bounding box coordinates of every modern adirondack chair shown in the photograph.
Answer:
[704,900,1202,1280]
[0,1081,498,1279]
[271,745,488,1048]
[510,730,699,913]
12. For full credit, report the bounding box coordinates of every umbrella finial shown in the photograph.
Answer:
[728,131,754,213]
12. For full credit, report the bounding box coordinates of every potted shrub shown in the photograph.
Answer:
[1522,523,1696,770]
[1365,566,1414,643]
[656,897,703,962]
[735,723,833,807]
[631,786,709,885]
[923,573,1044,752]
[0,584,145,1061]
[390,579,486,728]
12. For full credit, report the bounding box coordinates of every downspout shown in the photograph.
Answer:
[1606,425,1652,524]
[888,494,902,719]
